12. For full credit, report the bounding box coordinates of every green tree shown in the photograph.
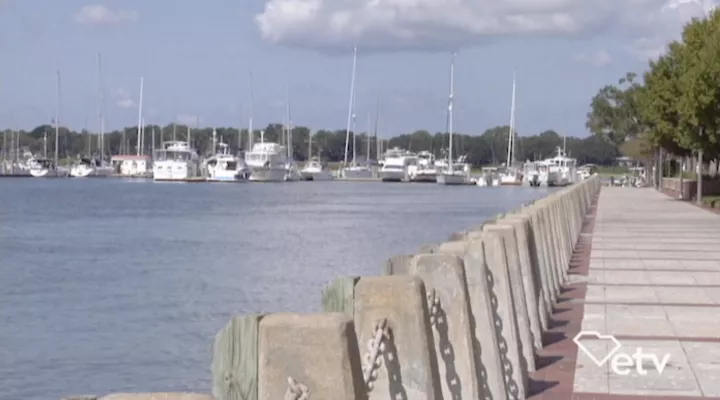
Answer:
[586,73,645,147]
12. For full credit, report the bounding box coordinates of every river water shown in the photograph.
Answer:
[0,178,553,399]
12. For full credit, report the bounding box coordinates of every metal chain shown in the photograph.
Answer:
[427,288,441,326]
[285,376,309,400]
[362,318,389,392]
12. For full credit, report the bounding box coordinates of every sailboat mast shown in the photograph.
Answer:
[136,77,144,156]
[97,52,106,163]
[308,131,312,159]
[248,70,254,149]
[373,98,380,162]
[506,73,516,167]
[343,44,358,166]
[55,70,60,168]
[365,114,371,162]
[286,88,293,159]
[447,53,455,166]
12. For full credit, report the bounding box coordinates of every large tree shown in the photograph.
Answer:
[586,72,645,147]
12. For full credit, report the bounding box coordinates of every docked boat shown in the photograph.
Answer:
[152,141,200,181]
[244,133,288,182]
[437,54,471,186]
[499,74,524,186]
[378,147,417,182]
[546,147,578,187]
[523,161,549,187]
[410,151,437,182]
[28,157,57,178]
[300,157,333,181]
[204,141,250,182]
[69,157,113,178]
[339,45,375,180]
[476,167,500,187]
[437,155,472,185]
[341,163,374,179]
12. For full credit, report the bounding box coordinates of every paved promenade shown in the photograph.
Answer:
[531,187,720,399]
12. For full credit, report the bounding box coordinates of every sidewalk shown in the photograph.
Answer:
[530,187,720,399]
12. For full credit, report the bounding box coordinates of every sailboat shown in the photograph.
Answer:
[283,92,302,181]
[499,73,523,186]
[340,44,373,179]
[300,132,333,180]
[31,71,63,178]
[71,53,114,178]
[436,53,470,186]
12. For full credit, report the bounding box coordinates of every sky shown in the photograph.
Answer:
[0,0,714,138]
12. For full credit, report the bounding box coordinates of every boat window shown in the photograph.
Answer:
[226,161,237,170]
[207,159,218,166]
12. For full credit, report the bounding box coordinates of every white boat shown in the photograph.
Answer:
[524,161,549,187]
[300,157,333,181]
[28,157,57,177]
[204,140,250,182]
[546,147,577,187]
[244,133,288,182]
[379,147,417,182]
[152,141,200,181]
[437,54,470,186]
[499,74,524,186]
[69,157,114,178]
[410,151,437,182]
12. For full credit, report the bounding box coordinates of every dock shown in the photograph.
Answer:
[532,186,720,399]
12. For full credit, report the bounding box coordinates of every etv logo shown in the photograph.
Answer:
[573,331,671,376]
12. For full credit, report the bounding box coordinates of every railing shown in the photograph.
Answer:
[64,175,602,400]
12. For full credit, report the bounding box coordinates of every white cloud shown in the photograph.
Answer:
[113,88,136,109]
[575,50,613,67]
[176,114,201,126]
[254,0,716,53]
[74,4,138,27]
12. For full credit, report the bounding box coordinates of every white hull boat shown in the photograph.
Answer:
[153,141,200,181]
[249,167,287,182]
[342,166,374,179]
[437,172,468,185]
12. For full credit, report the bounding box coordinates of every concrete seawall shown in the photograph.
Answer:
[64,176,602,400]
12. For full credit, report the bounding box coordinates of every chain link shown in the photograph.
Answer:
[362,318,389,392]
[427,288,441,326]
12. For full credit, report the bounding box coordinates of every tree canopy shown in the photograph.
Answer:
[587,9,720,161]
[1,122,621,167]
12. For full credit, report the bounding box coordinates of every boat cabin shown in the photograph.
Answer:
[111,155,152,176]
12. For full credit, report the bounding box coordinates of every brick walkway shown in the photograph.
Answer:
[529,187,720,400]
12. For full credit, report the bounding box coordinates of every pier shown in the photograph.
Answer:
[62,177,719,400]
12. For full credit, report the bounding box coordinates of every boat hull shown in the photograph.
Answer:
[342,167,374,179]
[437,173,468,186]
[153,161,198,181]
[379,169,406,182]
[411,171,437,183]
[29,168,51,178]
[300,170,333,181]
[249,167,286,182]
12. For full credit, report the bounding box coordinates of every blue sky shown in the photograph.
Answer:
[0,0,712,137]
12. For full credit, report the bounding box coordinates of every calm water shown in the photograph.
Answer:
[0,178,553,399]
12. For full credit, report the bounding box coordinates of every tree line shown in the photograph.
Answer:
[586,9,720,168]
[0,122,621,167]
